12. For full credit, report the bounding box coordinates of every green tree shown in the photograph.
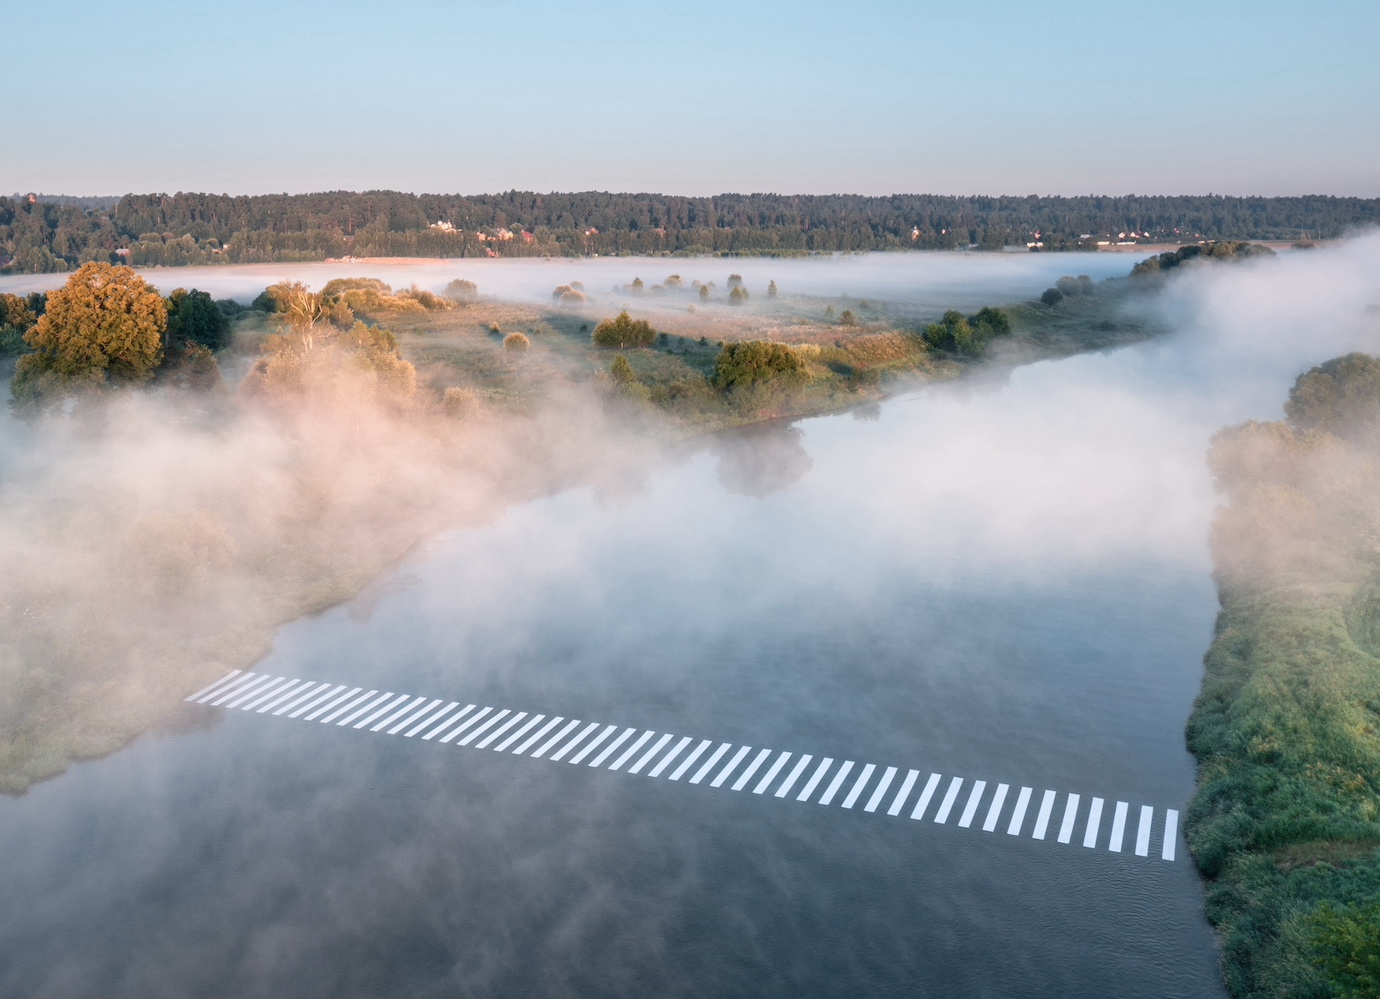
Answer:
[729,285,749,305]
[1285,352,1380,445]
[166,288,229,351]
[1040,287,1064,306]
[10,261,166,411]
[592,311,656,348]
[610,354,635,383]
[713,341,805,393]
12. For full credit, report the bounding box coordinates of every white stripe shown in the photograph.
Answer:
[1007,787,1033,835]
[774,754,814,798]
[797,757,835,801]
[841,763,877,809]
[255,679,313,713]
[319,689,377,724]
[239,678,300,712]
[627,734,673,774]
[731,748,773,791]
[336,691,395,727]
[530,718,582,759]
[1162,809,1178,861]
[608,730,655,771]
[568,724,618,764]
[423,704,476,741]
[668,740,712,781]
[289,684,345,719]
[819,761,855,805]
[910,773,942,820]
[218,675,279,708]
[201,672,260,704]
[511,715,562,755]
[356,693,414,729]
[493,712,544,751]
[1083,797,1104,848]
[864,766,898,813]
[475,711,527,748]
[440,706,494,744]
[1032,790,1057,839]
[304,686,361,721]
[752,752,793,794]
[888,769,920,816]
[273,681,331,716]
[458,709,513,746]
[1135,805,1153,857]
[689,742,732,784]
[982,784,1009,832]
[405,701,459,737]
[710,746,752,787]
[390,699,442,735]
[186,670,244,702]
[548,721,600,761]
[957,780,987,828]
[1057,794,1081,844]
[933,777,964,823]
[648,736,693,777]
[1108,801,1129,852]
[372,695,430,732]
[589,727,637,768]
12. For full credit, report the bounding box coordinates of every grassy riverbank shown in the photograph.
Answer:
[1187,357,1380,999]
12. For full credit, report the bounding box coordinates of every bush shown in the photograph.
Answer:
[442,386,478,418]
[503,332,530,352]
[444,278,478,303]
[592,311,656,349]
[1040,287,1064,306]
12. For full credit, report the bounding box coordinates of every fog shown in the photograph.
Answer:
[1,237,1378,997]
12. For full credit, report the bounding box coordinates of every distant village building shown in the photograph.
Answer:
[428,220,456,232]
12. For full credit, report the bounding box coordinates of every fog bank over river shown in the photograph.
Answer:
[1,239,1377,998]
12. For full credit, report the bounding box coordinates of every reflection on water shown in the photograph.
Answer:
[712,423,813,498]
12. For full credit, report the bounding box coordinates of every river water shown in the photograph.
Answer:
[3,244,1378,998]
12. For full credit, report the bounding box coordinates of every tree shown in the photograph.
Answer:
[1040,287,1064,306]
[698,284,710,302]
[729,285,749,305]
[713,341,805,393]
[166,288,229,350]
[10,261,165,411]
[610,354,635,383]
[592,311,656,349]
[1285,352,1380,445]
[839,309,856,326]
[767,280,778,298]
[443,278,478,303]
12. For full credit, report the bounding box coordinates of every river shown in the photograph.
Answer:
[2,243,1378,998]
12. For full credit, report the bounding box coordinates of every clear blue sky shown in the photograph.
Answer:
[10,0,1379,197]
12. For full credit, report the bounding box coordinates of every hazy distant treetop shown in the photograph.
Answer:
[444,278,478,303]
[1285,353,1380,446]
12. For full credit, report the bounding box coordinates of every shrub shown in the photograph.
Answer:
[1040,287,1064,306]
[592,311,656,349]
[444,278,478,303]
[442,386,479,418]
[503,332,530,352]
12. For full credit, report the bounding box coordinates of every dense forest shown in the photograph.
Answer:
[3,190,1377,273]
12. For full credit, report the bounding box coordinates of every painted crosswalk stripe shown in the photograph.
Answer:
[458,709,512,747]
[291,684,348,719]
[391,699,443,735]
[475,711,527,748]
[841,763,877,809]
[405,701,459,738]
[569,724,619,765]
[440,706,494,745]
[589,727,637,768]
[229,676,291,710]
[863,766,897,813]
[241,678,304,713]
[774,754,814,798]
[1032,789,1057,840]
[1007,786,1033,835]
[648,736,693,777]
[796,757,834,801]
[753,752,793,794]
[958,780,987,828]
[608,730,655,772]
[372,695,425,734]
[689,742,732,784]
[819,761,855,805]
[319,690,378,725]
[357,693,416,730]
[1162,809,1178,862]
[423,704,476,741]
[1108,800,1129,852]
[204,672,262,705]
[731,748,773,791]
[256,680,315,714]
[710,746,752,788]
[628,734,674,775]
[272,681,330,716]
[888,769,920,816]
[303,686,360,721]
[346,691,404,728]
[933,777,964,824]
[492,712,544,751]
[547,721,600,761]
[1083,797,1104,849]
[511,715,562,755]
[336,691,395,728]
[1135,805,1153,857]
[982,784,1010,832]
[668,740,712,781]
[186,670,244,703]
[1057,793,1081,844]
[910,772,942,820]
[216,674,278,708]
[530,719,582,759]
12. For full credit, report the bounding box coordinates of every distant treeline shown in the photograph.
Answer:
[3,190,1377,273]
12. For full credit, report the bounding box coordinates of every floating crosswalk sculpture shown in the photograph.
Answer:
[187,670,1180,862]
